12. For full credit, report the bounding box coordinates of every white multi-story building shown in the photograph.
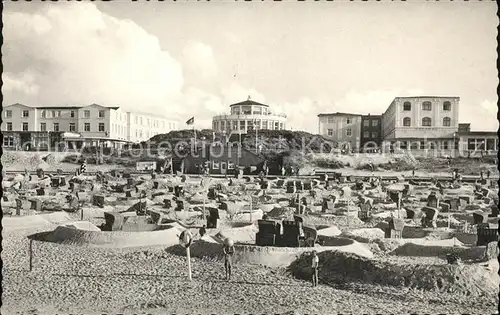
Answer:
[212,98,287,135]
[381,96,460,151]
[1,103,178,150]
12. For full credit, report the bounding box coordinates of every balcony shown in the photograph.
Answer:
[213,112,287,120]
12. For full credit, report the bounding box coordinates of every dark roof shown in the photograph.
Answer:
[317,112,362,117]
[36,106,82,109]
[361,114,382,118]
[7,103,120,110]
[229,100,269,107]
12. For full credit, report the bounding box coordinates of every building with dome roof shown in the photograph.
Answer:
[212,97,287,135]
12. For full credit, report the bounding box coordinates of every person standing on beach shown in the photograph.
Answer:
[311,250,319,287]
[223,240,235,280]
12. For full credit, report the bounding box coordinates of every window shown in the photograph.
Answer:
[240,121,245,130]
[363,131,369,138]
[98,110,105,118]
[443,141,449,149]
[403,102,411,111]
[410,141,418,150]
[3,136,14,147]
[57,110,61,117]
[346,118,351,124]
[99,123,105,132]
[53,123,59,132]
[22,122,29,131]
[419,141,425,150]
[487,138,495,150]
[372,132,378,138]
[422,117,432,126]
[327,117,334,124]
[279,123,283,130]
[399,141,408,150]
[372,120,379,127]
[422,101,432,111]
[328,129,334,136]
[40,123,46,131]
[22,110,29,117]
[346,128,352,136]
[41,110,46,118]
[70,110,75,118]
[147,118,151,126]
[84,123,90,132]
[212,161,219,169]
[274,122,279,130]
[403,117,411,126]
[6,110,12,118]
[442,117,451,127]
[233,120,239,130]
[228,162,235,170]
[84,110,90,118]
[69,123,76,132]
[6,122,13,131]
[363,120,369,127]
[443,101,451,111]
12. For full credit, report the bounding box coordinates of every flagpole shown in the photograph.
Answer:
[193,124,196,151]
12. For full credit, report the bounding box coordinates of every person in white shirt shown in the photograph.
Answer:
[311,250,319,287]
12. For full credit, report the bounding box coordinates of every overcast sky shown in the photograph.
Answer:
[3,1,498,132]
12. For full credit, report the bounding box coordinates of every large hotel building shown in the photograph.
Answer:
[1,103,179,150]
[212,98,287,135]
[318,96,497,155]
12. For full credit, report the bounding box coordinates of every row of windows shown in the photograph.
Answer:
[4,110,30,118]
[214,120,284,131]
[133,116,174,129]
[326,117,355,124]
[402,117,452,127]
[402,101,451,111]
[395,141,458,150]
[41,109,105,118]
[4,122,107,132]
[5,121,169,136]
[467,138,497,151]
[4,109,107,119]
[362,120,379,127]
[327,128,353,136]
[363,131,379,139]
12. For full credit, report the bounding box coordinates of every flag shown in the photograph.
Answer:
[186,117,194,125]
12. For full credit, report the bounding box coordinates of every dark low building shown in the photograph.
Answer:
[2,131,65,151]
[360,114,382,152]
[175,143,266,175]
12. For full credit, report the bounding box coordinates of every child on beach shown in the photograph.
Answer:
[311,250,319,287]
[223,240,235,280]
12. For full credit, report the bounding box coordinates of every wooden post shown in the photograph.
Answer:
[397,192,401,219]
[448,213,451,230]
[80,203,84,220]
[29,239,33,272]
[249,196,253,223]
[186,246,192,281]
[202,197,206,222]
